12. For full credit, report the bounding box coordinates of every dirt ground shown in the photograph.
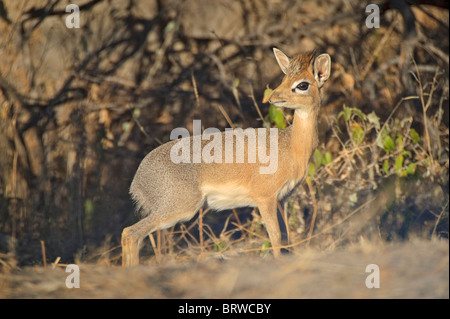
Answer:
[1,239,448,299]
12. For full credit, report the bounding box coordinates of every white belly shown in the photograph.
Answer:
[277,178,300,200]
[201,184,257,211]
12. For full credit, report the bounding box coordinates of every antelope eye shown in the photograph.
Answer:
[297,82,310,91]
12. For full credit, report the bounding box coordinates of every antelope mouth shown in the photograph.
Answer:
[270,100,286,107]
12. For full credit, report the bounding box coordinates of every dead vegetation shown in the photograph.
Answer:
[0,0,448,298]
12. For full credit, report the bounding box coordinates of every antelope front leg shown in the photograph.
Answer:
[257,199,281,257]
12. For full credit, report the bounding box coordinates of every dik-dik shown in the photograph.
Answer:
[122,48,331,266]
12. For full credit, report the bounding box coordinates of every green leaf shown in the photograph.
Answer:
[351,107,367,121]
[312,150,332,167]
[261,240,271,255]
[84,199,94,215]
[395,155,404,176]
[338,105,351,122]
[351,122,365,145]
[323,152,332,165]
[396,133,404,151]
[268,104,286,129]
[383,135,395,153]
[313,149,323,165]
[410,128,420,144]
[383,159,390,174]
[214,241,225,252]
[233,78,240,88]
[263,87,273,101]
[406,163,417,175]
[308,162,316,177]
[276,120,286,129]
[344,105,351,122]
[84,199,94,231]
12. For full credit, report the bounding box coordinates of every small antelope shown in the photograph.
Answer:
[122,48,331,266]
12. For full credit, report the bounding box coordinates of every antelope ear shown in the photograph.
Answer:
[273,48,290,74]
[314,54,331,88]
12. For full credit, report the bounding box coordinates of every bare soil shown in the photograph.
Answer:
[1,239,448,299]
